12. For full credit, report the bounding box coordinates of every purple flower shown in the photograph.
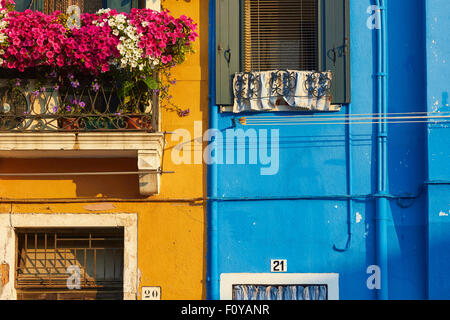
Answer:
[178,109,190,117]
[40,87,46,93]
[79,101,86,108]
[71,81,80,88]
[66,106,72,112]
[49,71,57,78]
[53,85,60,91]
[52,106,59,113]
[32,90,39,97]
[92,82,100,92]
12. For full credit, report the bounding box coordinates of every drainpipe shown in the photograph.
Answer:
[333,105,353,252]
[375,0,389,300]
[207,0,220,300]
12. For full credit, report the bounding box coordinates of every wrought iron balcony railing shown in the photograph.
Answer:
[0,75,159,133]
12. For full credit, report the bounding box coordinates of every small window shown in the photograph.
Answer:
[233,284,328,300]
[243,0,318,72]
[15,228,124,300]
[215,0,350,106]
[220,273,339,300]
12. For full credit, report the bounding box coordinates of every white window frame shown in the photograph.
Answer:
[220,273,339,300]
[0,212,138,300]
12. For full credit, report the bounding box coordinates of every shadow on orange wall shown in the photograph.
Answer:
[0,158,142,199]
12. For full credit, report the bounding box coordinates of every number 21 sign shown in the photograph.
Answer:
[271,259,287,272]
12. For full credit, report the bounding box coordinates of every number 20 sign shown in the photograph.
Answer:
[271,259,287,273]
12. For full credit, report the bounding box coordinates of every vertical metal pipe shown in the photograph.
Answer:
[333,105,353,252]
[375,0,389,300]
[207,0,220,300]
[346,105,354,249]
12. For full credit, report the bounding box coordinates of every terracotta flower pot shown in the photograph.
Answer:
[58,117,81,131]
[125,116,152,130]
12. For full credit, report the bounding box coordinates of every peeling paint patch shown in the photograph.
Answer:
[356,212,362,224]
[137,268,143,299]
[364,224,370,238]
[439,211,449,217]
[1,263,9,286]
[83,203,116,211]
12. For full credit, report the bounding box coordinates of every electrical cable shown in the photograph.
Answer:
[242,120,450,126]
[243,114,450,122]
[241,110,450,118]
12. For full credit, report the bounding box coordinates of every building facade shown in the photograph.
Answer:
[0,0,449,301]
[0,0,208,300]
[207,0,450,300]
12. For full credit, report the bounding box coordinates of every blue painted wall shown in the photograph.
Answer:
[425,0,450,300]
[209,0,449,299]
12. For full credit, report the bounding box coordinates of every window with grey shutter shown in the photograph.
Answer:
[215,0,350,106]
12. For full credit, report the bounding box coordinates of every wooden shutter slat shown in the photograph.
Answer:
[320,0,350,104]
[215,0,240,106]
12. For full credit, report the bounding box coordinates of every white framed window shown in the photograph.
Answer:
[0,213,138,300]
[220,273,339,300]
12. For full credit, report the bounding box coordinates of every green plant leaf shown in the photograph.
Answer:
[143,78,158,90]
[118,80,135,98]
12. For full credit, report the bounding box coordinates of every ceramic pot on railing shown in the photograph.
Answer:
[58,117,83,131]
[125,115,152,130]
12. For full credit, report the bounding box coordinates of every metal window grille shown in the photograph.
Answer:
[15,228,124,298]
[0,76,158,132]
[243,0,318,72]
[233,284,328,300]
[16,0,103,13]
[16,0,143,14]
[43,0,103,13]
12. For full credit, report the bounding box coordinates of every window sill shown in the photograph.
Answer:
[0,132,165,196]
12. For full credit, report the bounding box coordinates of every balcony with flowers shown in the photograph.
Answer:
[0,0,198,195]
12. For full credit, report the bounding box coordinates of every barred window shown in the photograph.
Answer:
[233,284,328,300]
[15,228,124,300]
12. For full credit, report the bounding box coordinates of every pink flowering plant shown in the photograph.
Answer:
[0,3,198,126]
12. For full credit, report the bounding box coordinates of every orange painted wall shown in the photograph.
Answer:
[0,0,208,300]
